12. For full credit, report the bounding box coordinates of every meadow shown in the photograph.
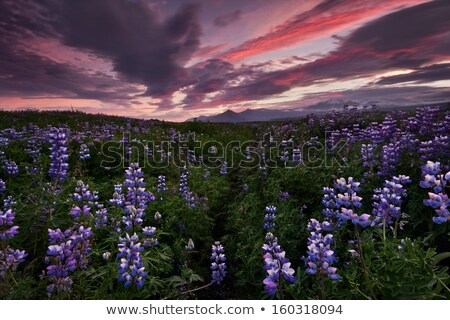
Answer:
[0,106,449,299]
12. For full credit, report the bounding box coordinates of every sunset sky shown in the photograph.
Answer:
[0,0,449,121]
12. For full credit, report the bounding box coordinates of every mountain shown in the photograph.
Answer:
[186,100,450,123]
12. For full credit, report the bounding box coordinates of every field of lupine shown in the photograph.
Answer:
[0,106,449,299]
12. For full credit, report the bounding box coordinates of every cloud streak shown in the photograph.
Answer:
[215,0,428,62]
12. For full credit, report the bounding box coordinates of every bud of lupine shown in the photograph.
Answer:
[103,252,111,261]
[210,241,227,284]
[118,233,147,288]
[185,239,195,250]
[305,219,339,281]
[262,232,296,296]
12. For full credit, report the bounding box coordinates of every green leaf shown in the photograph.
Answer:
[433,252,450,264]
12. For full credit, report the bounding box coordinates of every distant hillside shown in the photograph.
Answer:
[186,101,450,123]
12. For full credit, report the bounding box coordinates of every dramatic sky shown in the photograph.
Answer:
[1,0,449,121]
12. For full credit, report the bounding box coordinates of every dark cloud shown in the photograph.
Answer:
[375,63,450,85]
[60,0,202,97]
[0,0,140,102]
[213,10,242,27]
[301,85,450,106]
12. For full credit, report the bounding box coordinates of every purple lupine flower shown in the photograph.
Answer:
[0,248,27,280]
[262,232,296,296]
[94,205,108,229]
[142,226,158,248]
[278,191,290,202]
[0,201,27,280]
[48,127,69,184]
[372,176,411,228]
[219,161,228,176]
[280,151,289,163]
[264,205,278,230]
[425,193,449,224]
[72,180,98,206]
[305,219,339,281]
[292,148,302,164]
[179,172,189,196]
[157,175,167,193]
[124,163,154,209]
[45,226,93,296]
[378,140,403,179]
[79,144,90,160]
[69,205,91,220]
[0,179,5,196]
[340,208,372,228]
[3,160,19,176]
[210,241,227,284]
[109,184,125,207]
[361,144,377,176]
[420,161,450,224]
[117,233,148,288]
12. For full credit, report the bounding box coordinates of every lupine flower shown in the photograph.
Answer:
[264,205,278,230]
[0,201,27,280]
[3,160,19,176]
[292,149,302,164]
[142,226,158,248]
[372,176,411,228]
[220,161,228,176]
[69,205,91,220]
[94,205,108,229]
[72,180,98,206]
[210,241,227,284]
[79,144,90,160]
[262,232,296,296]
[117,233,147,288]
[278,191,289,202]
[378,140,403,178]
[420,161,450,224]
[109,184,125,207]
[340,208,371,228]
[157,175,167,193]
[361,144,377,175]
[203,169,210,179]
[48,127,69,184]
[0,179,5,196]
[305,219,339,281]
[124,163,154,209]
[45,226,93,296]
